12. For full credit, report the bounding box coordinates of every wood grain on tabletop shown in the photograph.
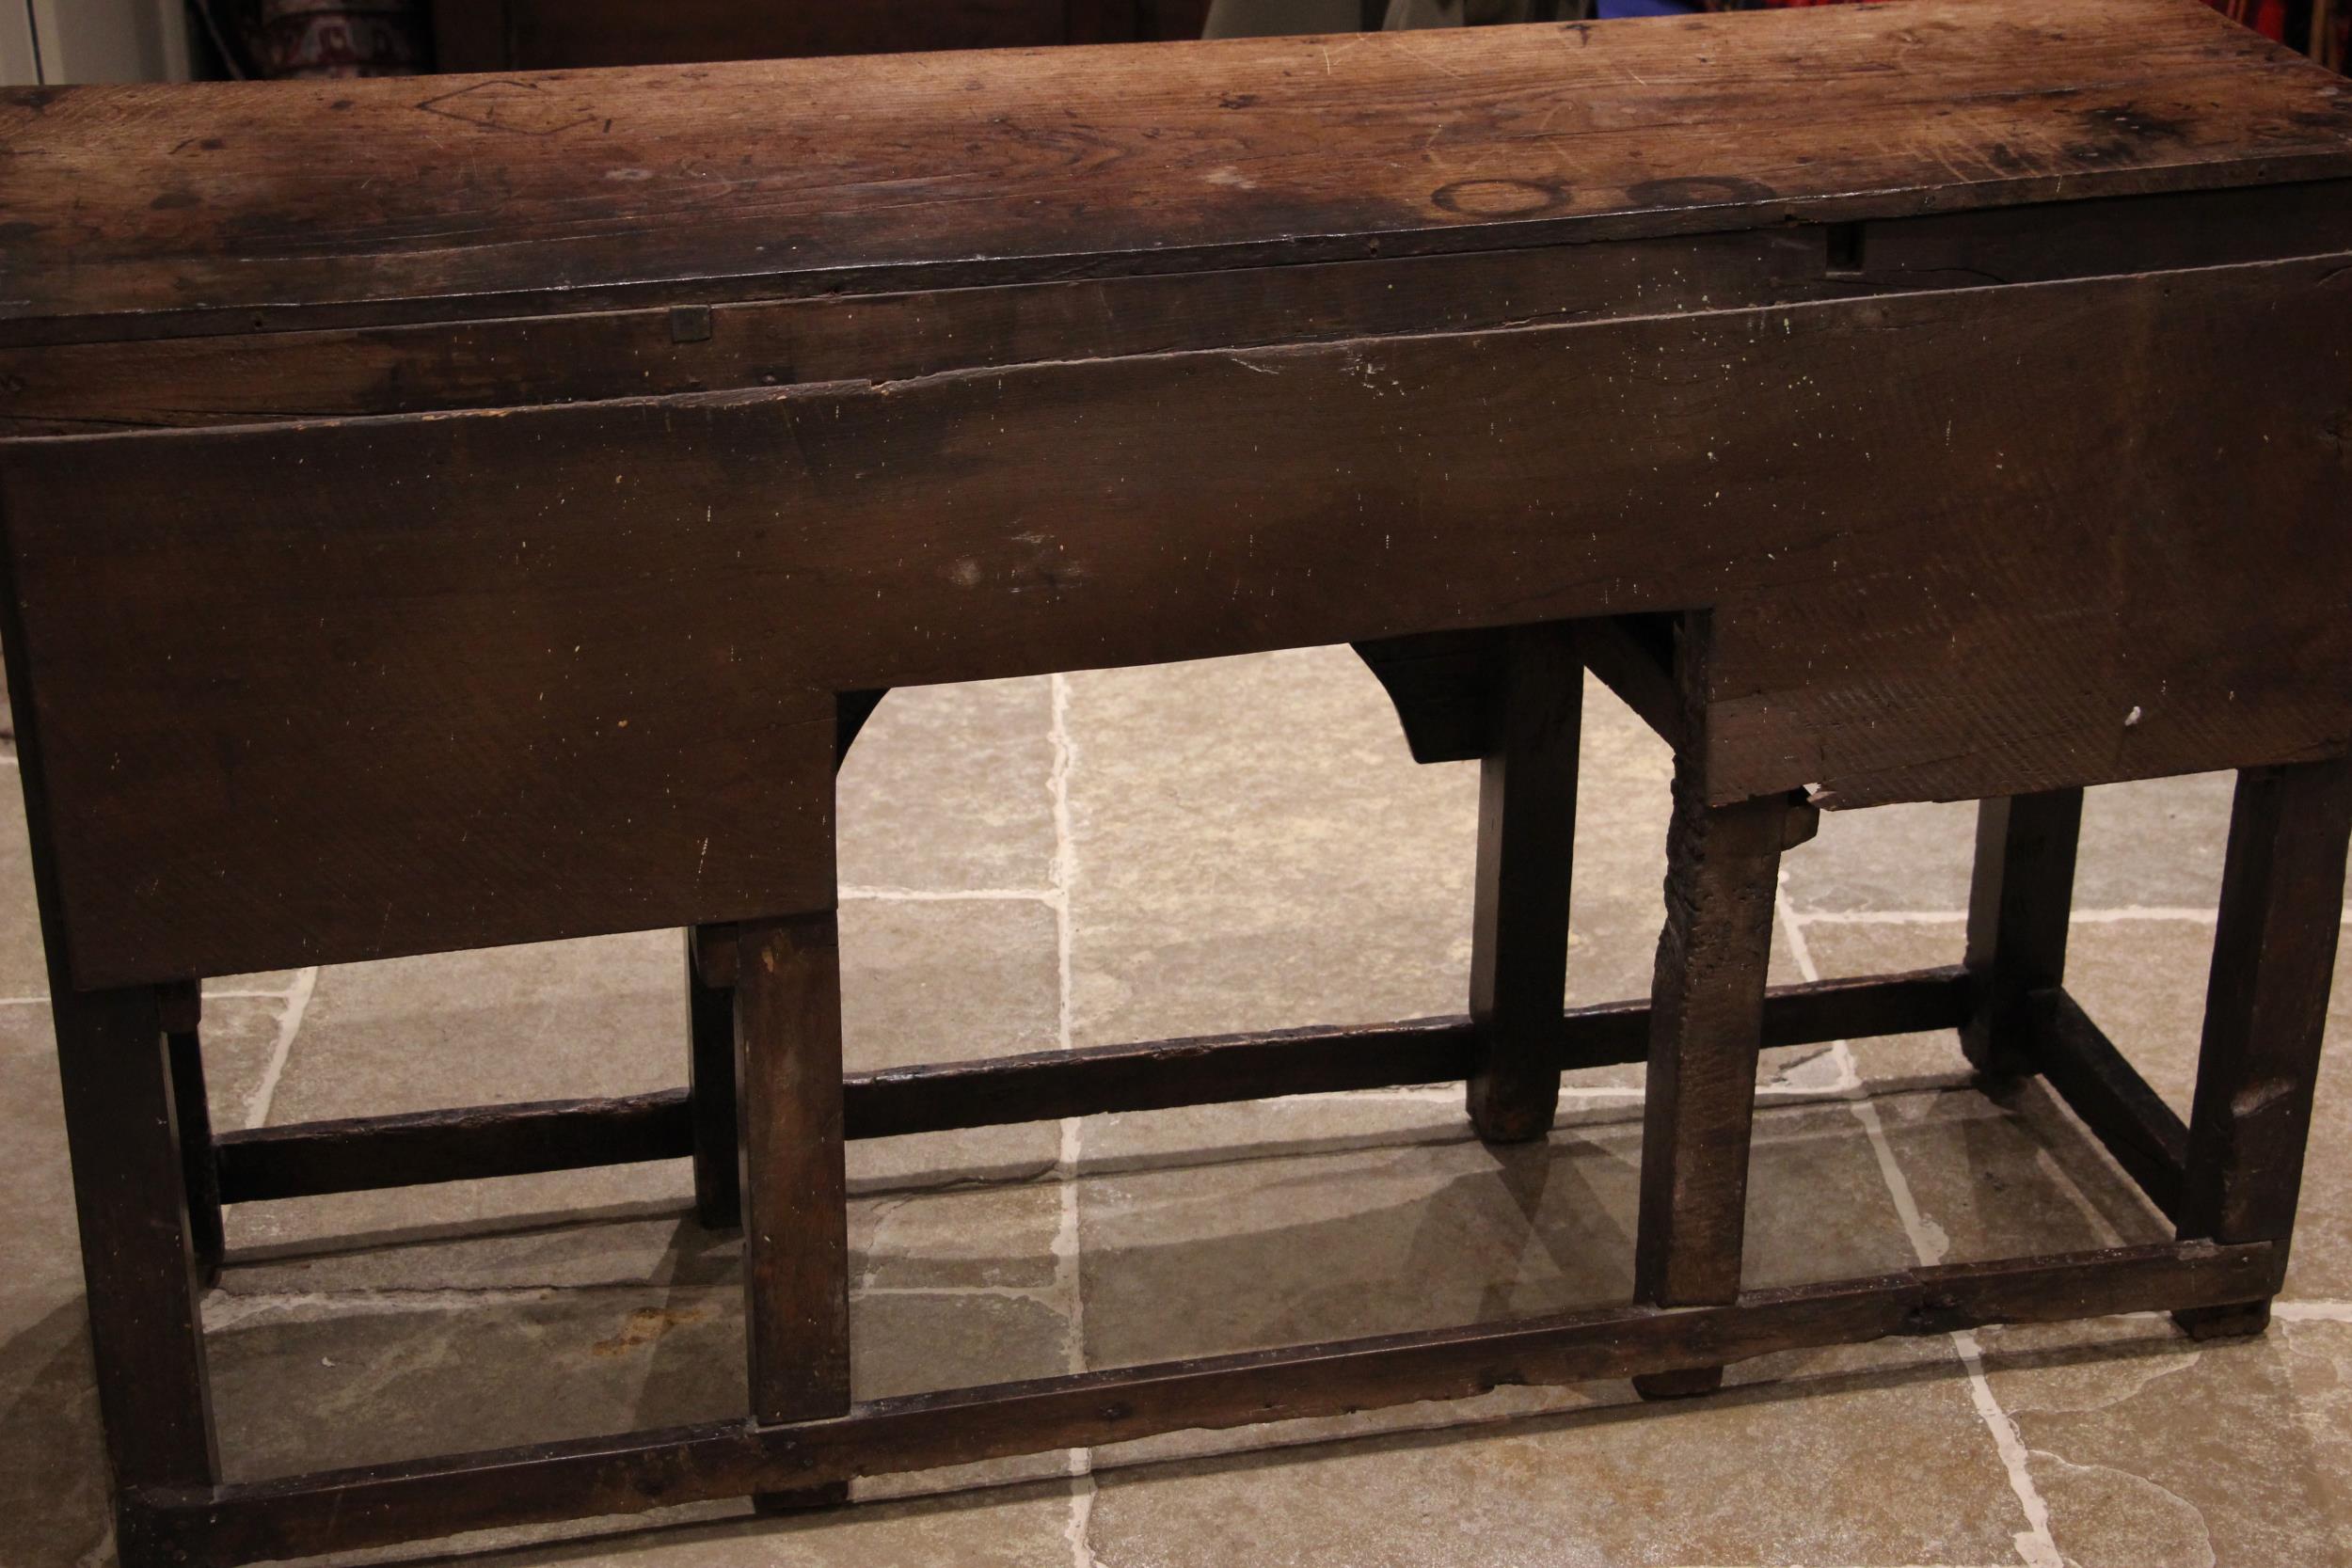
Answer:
[3,0,2350,341]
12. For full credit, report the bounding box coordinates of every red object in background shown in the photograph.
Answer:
[240,0,425,77]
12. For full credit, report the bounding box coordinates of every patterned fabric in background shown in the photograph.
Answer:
[225,0,426,77]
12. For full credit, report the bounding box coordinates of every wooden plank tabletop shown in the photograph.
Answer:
[4,0,2349,344]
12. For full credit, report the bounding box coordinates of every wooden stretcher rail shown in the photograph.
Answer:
[2028,985,2192,1222]
[122,1239,2280,1568]
[213,965,1972,1204]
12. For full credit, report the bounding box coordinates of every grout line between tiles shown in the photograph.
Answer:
[1780,886,2061,1568]
[839,884,1059,903]
[1046,672,1101,1560]
[240,966,318,1132]
[1789,905,2234,927]
[2271,1300,2352,1322]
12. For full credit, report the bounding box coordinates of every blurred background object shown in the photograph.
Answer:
[424,0,2343,74]
[3,2,2339,90]
[427,0,1215,70]
[2,1,190,84]
[216,0,428,77]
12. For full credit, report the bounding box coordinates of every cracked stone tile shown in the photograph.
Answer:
[303,1481,1088,1568]
[850,1182,1065,1291]
[229,899,1063,1287]
[1061,647,1481,1049]
[835,675,1057,894]
[834,895,1065,1194]
[0,997,287,1568]
[1063,651,1699,1039]
[1978,1314,2352,1568]
[2,999,283,1317]
[226,1174,1064,1299]
[2056,925,2352,1302]
[207,1285,1070,1485]
[199,1288,1077,1568]
[1807,919,2352,1299]
[1781,771,2237,917]
[1792,920,1977,1087]
[1079,1096,1915,1372]
[1064,649,1805,1100]
[1086,1332,2029,1568]
[1860,1078,2172,1266]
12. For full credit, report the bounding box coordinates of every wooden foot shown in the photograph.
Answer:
[1466,623,1581,1145]
[2171,759,2352,1338]
[686,924,741,1230]
[1632,1365,1724,1401]
[1631,752,1789,1394]
[1962,789,2084,1077]
[751,1481,852,1514]
[2175,1299,2273,1340]
[736,911,852,1513]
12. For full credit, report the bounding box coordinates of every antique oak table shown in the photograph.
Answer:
[4,0,2351,1560]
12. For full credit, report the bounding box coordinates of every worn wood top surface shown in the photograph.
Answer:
[4,0,2350,343]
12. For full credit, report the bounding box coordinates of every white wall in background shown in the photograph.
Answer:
[1,3,39,82]
[8,0,190,85]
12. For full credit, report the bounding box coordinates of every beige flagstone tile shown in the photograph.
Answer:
[206,1285,1071,1483]
[1061,648,1816,1102]
[1077,1096,1918,1372]
[228,897,1065,1289]
[8,651,2347,1568]
[835,675,1058,895]
[1978,1313,2352,1568]
[1084,1334,2032,1568]
[1781,771,2238,919]
[1807,919,2352,1299]
[0,997,288,1568]
[0,784,44,1001]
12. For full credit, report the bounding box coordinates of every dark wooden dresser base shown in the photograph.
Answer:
[5,0,2349,1560]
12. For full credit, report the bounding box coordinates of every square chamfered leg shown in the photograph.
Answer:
[2173,758,2352,1339]
[54,982,222,1556]
[1466,623,1582,1144]
[686,923,742,1230]
[687,690,882,1236]
[156,980,226,1288]
[1630,757,1793,1400]
[1962,789,2085,1078]
[736,911,853,1512]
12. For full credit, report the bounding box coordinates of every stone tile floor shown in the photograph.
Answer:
[3,646,2350,1567]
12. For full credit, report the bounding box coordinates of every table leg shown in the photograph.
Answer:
[166,1025,226,1287]
[1962,789,2084,1077]
[1632,762,1788,1399]
[2174,758,2352,1339]
[56,982,221,1559]
[737,911,852,1510]
[686,925,741,1230]
[1467,623,1581,1144]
